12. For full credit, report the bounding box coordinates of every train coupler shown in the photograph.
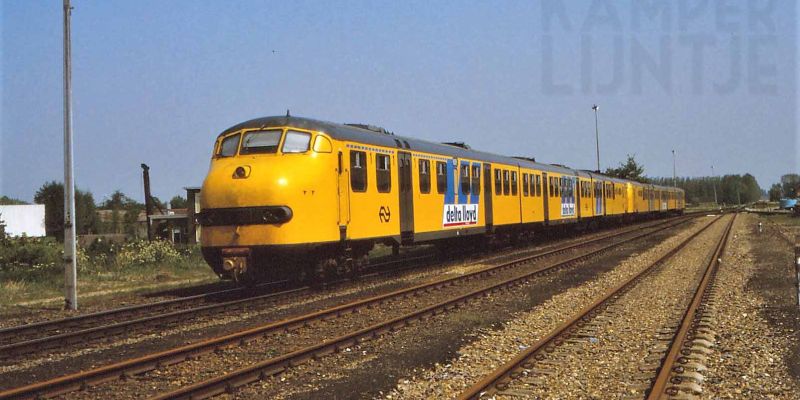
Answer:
[221,248,251,283]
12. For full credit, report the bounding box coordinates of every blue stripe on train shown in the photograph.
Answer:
[445,159,456,204]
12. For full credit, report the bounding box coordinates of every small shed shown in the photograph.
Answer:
[0,204,46,237]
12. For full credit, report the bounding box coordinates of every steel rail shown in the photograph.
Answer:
[0,253,436,357]
[646,214,736,399]
[0,214,670,349]
[0,217,683,358]
[0,284,257,342]
[1,213,691,346]
[146,217,698,399]
[456,214,728,400]
[0,216,694,399]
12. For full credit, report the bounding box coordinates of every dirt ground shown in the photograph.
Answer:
[751,215,800,380]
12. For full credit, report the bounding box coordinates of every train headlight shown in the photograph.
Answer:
[232,165,251,179]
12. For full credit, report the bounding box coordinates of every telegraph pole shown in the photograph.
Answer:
[592,104,600,172]
[63,0,78,310]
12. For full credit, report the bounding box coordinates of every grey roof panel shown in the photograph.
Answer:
[218,116,683,194]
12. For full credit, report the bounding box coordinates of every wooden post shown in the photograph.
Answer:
[141,164,153,241]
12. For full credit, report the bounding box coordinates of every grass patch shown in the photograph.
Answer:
[0,237,218,307]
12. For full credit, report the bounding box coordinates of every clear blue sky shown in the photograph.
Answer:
[1,0,797,203]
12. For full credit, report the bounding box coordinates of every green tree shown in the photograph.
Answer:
[33,181,100,240]
[169,195,187,209]
[100,190,146,236]
[740,174,762,203]
[769,183,782,201]
[101,190,137,209]
[605,155,648,183]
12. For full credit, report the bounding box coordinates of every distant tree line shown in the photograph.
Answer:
[604,155,762,205]
[0,196,28,205]
[28,182,186,241]
[648,175,761,205]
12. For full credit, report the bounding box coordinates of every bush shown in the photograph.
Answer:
[0,236,62,276]
[114,240,183,268]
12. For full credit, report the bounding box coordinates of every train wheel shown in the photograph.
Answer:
[231,267,256,287]
[349,254,368,280]
[312,258,336,290]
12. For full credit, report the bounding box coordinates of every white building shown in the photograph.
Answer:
[0,204,46,237]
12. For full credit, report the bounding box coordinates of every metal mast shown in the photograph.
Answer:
[672,149,676,187]
[592,104,600,172]
[711,165,718,205]
[63,0,78,310]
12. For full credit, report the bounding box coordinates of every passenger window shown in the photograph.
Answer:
[511,171,518,196]
[376,154,391,193]
[460,164,471,195]
[548,177,554,197]
[495,169,502,195]
[503,170,510,195]
[240,129,282,154]
[536,175,542,197]
[218,133,241,157]
[436,162,448,194]
[282,130,311,153]
[471,165,481,193]
[419,159,431,194]
[350,151,367,192]
[522,173,529,197]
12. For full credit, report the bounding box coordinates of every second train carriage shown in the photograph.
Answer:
[198,115,684,284]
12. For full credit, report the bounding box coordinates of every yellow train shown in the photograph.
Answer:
[198,115,684,284]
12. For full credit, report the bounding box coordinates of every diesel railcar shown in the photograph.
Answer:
[197,115,684,284]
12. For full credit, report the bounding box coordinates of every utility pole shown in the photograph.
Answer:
[672,150,676,188]
[592,104,600,173]
[62,0,78,310]
[711,165,718,205]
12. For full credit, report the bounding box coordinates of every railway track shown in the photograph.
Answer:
[456,213,735,400]
[646,214,734,399]
[0,252,436,360]
[0,215,697,399]
[0,216,685,362]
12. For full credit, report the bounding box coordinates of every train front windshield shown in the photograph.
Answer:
[216,129,313,157]
[240,130,282,154]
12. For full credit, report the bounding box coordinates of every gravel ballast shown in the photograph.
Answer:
[381,217,714,399]
[700,213,800,399]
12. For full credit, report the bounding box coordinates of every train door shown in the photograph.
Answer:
[601,182,606,215]
[483,163,493,230]
[575,177,582,220]
[542,172,550,223]
[397,151,414,242]
[337,151,350,237]
[594,180,603,216]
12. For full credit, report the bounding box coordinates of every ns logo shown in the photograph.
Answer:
[378,206,391,223]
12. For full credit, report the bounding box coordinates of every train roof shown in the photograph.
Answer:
[219,115,682,193]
